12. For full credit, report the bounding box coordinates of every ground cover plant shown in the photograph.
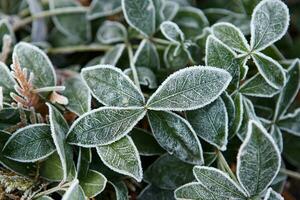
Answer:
[0,0,300,199]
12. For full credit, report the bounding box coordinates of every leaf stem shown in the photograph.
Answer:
[33,182,71,198]
[217,151,239,183]
[126,41,141,91]
[14,7,88,31]
[280,168,300,180]
[46,44,112,54]
[151,37,171,45]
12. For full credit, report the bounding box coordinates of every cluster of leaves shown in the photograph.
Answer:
[0,0,300,199]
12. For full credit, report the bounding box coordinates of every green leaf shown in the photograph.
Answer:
[163,45,189,69]
[49,0,91,43]
[240,73,278,98]
[96,136,143,182]
[62,179,86,200]
[162,1,179,21]
[122,0,156,36]
[251,52,286,89]
[264,188,283,200]
[270,125,283,152]
[97,21,127,44]
[221,92,235,129]
[0,131,35,176]
[0,19,15,47]
[139,184,175,200]
[274,59,300,119]
[101,44,125,66]
[63,76,91,116]
[3,124,56,162]
[173,7,209,39]
[230,93,243,139]
[237,120,281,196]
[67,107,146,147]
[144,154,194,190]
[77,148,91,178]
[283,133,300,168]
[175,182,218,200]
[13,42,56,88]
[110,181,128,200]
[148,110,203,165]
[124,67,157,89]
[48,103,73,181]
[278,108,300,136]
[160,21,184,44]
[133,39,160,69]
[250,0,289,51]
[81,65,145,107]
[193,166,247,199]
[79,170,107,198]
[88,0,122,20]
[146,66,232,111]
[212,22,250,53]
[130,128,165,156]
[187,97,228,151]
[206,35,240,90]
[0,62,15,102]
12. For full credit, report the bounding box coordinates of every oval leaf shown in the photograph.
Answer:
[146,66,232,111]
[0,62,15,102]
[175,182,218,200]
[133,39,160,69]
[62,179,86,200]
[97,21,127,44]
[160,21,184,44]
[237,120,281,196]
[148,110,203,165]
[67,107,146,147]
[81,65,145,107]
[79,170,107,198]
[250,0,289,51]
[96,136,143,182]
[3,124,56,162]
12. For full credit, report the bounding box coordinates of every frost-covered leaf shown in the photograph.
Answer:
[133,39,160,69]
[175,182,218,200]
[144,154,194,190]
[251,52,286,89]
[187,97,228,151]
[77,148,91,178]
[138,184,175,200]
[96,136,143,182]
[79,170,107,198]
[0,62,15,102]
[13,42,56,88]
[124,67,157,89]
[148,110,203,164]
[270,125,283,152]
[63,76,91,116]
[62,179,86,200]
[193,166,247,199]
[0,131,35,176]
[212,22,250,53]
[221,92,235,129]
[274,59,300,119]
[67,107,146,147]
[162,1,179,21]
[0,19,15,47]
[97,21,127,44]
[250,0,289,51]
[48,104,73,181]
[240,73,278,98]
[264,188,283,200]
[237,120,281,196]
[153,0,164,27]
[122,0,156,36]
[88,0,122,19]
[110,181,128,200]
[205,35,240,89]
[49,0,91,43]
[173,7,209,39]
[160,21,184,44]
[146,66,232,111]
[3,124,56,162]
[163,45,189,69]
[230,94,243,139]
[81,65,144,107]
[101,44,125,66]
[278,108,300,136]
[130,128,165,156]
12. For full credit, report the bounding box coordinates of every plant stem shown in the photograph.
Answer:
[126,42,141,91]
[46,44,112,54]
[280,168,300,180]
[151,37,171,45]
[33,182,71,198]
[14,7,88,31]
[217,151,239,183]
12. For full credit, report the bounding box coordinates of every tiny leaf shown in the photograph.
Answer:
[146,66,232,111]
[160,21,184,44]
[97,21,127,44]
[96,136,143,182]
